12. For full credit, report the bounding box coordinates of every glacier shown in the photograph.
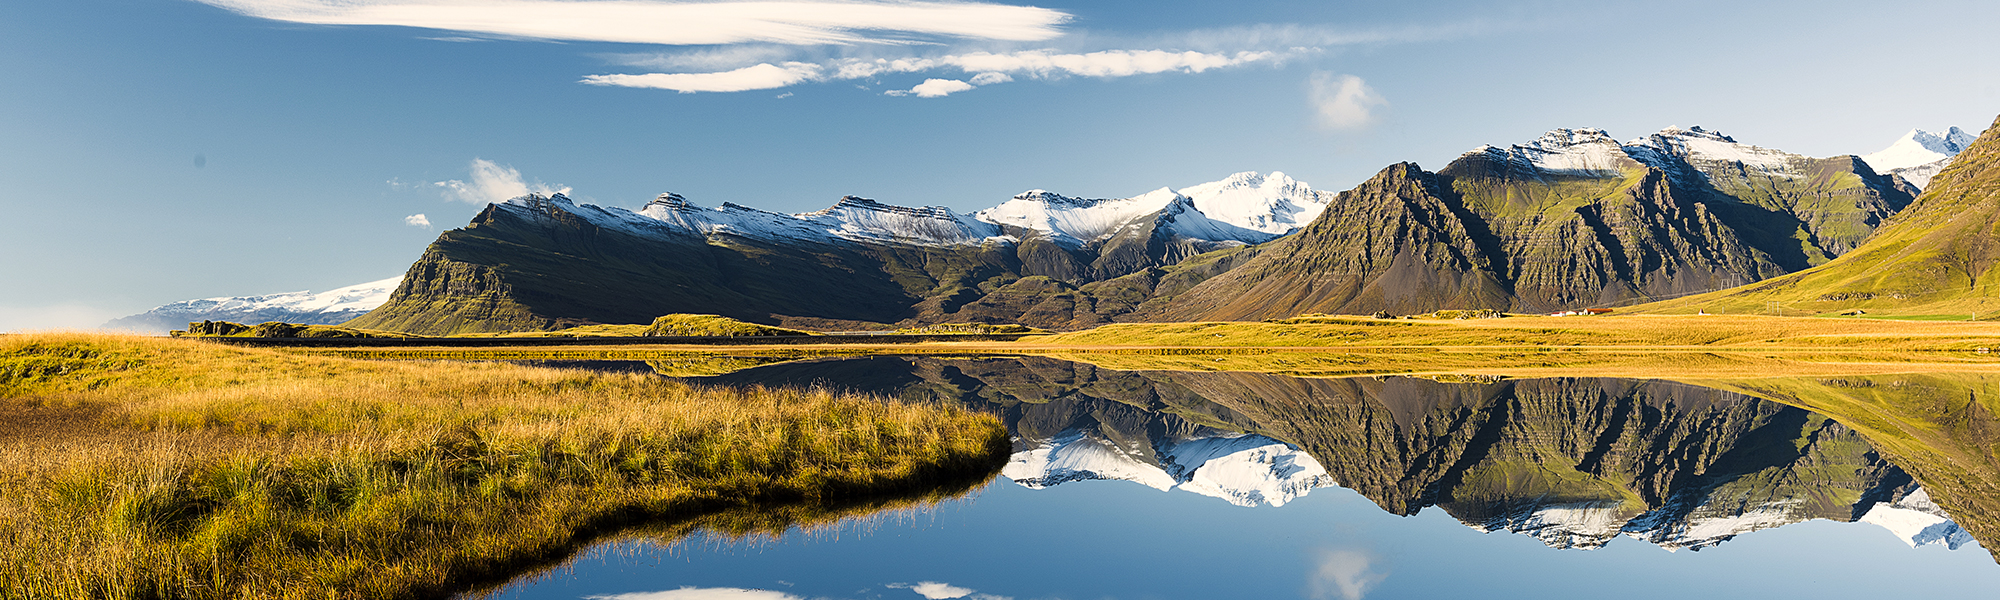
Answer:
[102,276,403,334]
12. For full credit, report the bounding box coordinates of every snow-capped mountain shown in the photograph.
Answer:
[1002,428,1336,507]
[1861,127,1979,188]
[103,276,402,334]
[977,172,1329,247]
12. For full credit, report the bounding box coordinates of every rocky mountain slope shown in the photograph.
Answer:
[1145,127,1915,319]
[1640,113,2000,318]
[103,276,401,334]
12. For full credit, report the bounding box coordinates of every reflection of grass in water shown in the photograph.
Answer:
[464,456,999,599]
[1046,348,2000,379]
[1039,315,2000,351]
[0,333,1007,599]
[645,356,805,377]
[1702,373,2000,562]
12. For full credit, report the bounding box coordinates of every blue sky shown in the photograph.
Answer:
[3,0,1998,330]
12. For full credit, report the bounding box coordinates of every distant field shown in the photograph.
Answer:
[0,333,1005,599]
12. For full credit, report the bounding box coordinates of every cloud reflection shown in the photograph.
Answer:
[1307,549,1388,600]
[586,587,804,600]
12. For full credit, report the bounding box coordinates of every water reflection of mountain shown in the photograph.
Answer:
[685,357,1978,553]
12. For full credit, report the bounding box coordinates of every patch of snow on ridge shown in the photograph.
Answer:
[1861,487,1976,550]
[1625,126,1801,175]
[796,195,1002,246]
[1467,128,1634,177]
[1622,498,1806,551]
[1460,499,1637,550]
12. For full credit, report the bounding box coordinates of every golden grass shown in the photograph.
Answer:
[0,332,1006,599]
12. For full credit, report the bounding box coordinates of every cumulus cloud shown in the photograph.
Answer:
[190,0,1069,46]
[887,78,973,97]
[586,588,802,600]
[968,72,1011,85]
[584,63,823,93]
[404,214,431,228]
[1307,549,1388,600]
[433,159,569,204]
[1307,72,1385,129]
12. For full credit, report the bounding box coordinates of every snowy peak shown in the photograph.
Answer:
[976,173,1330,247]
[1176,171,1328,235]
[1863,127,1977,172]
[1860,126,1980,188]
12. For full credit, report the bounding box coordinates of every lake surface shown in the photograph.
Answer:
[485,356,2000,600]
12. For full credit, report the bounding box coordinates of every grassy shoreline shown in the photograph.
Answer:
[0,333,1008,599]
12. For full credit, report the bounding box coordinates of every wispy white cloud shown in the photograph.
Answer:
[586,588,802,600]
[588,48,1292,95]
[434,158,569,204]
[943,49,1279,78]
[585,62,823,93]
[404,213,431,228]
[1307,549,1388,600]
[1307,72,1385,129]
[191,0,1069,45]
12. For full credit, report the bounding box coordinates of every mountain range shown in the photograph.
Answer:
[109,121,1987,332]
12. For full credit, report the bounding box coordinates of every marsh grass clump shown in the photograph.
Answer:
[642,314,816,337]
[0,332,1006,599]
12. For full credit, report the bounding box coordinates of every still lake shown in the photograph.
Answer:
[483,356,2000,600]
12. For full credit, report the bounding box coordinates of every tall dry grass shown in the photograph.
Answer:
[0,332,1007,599]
